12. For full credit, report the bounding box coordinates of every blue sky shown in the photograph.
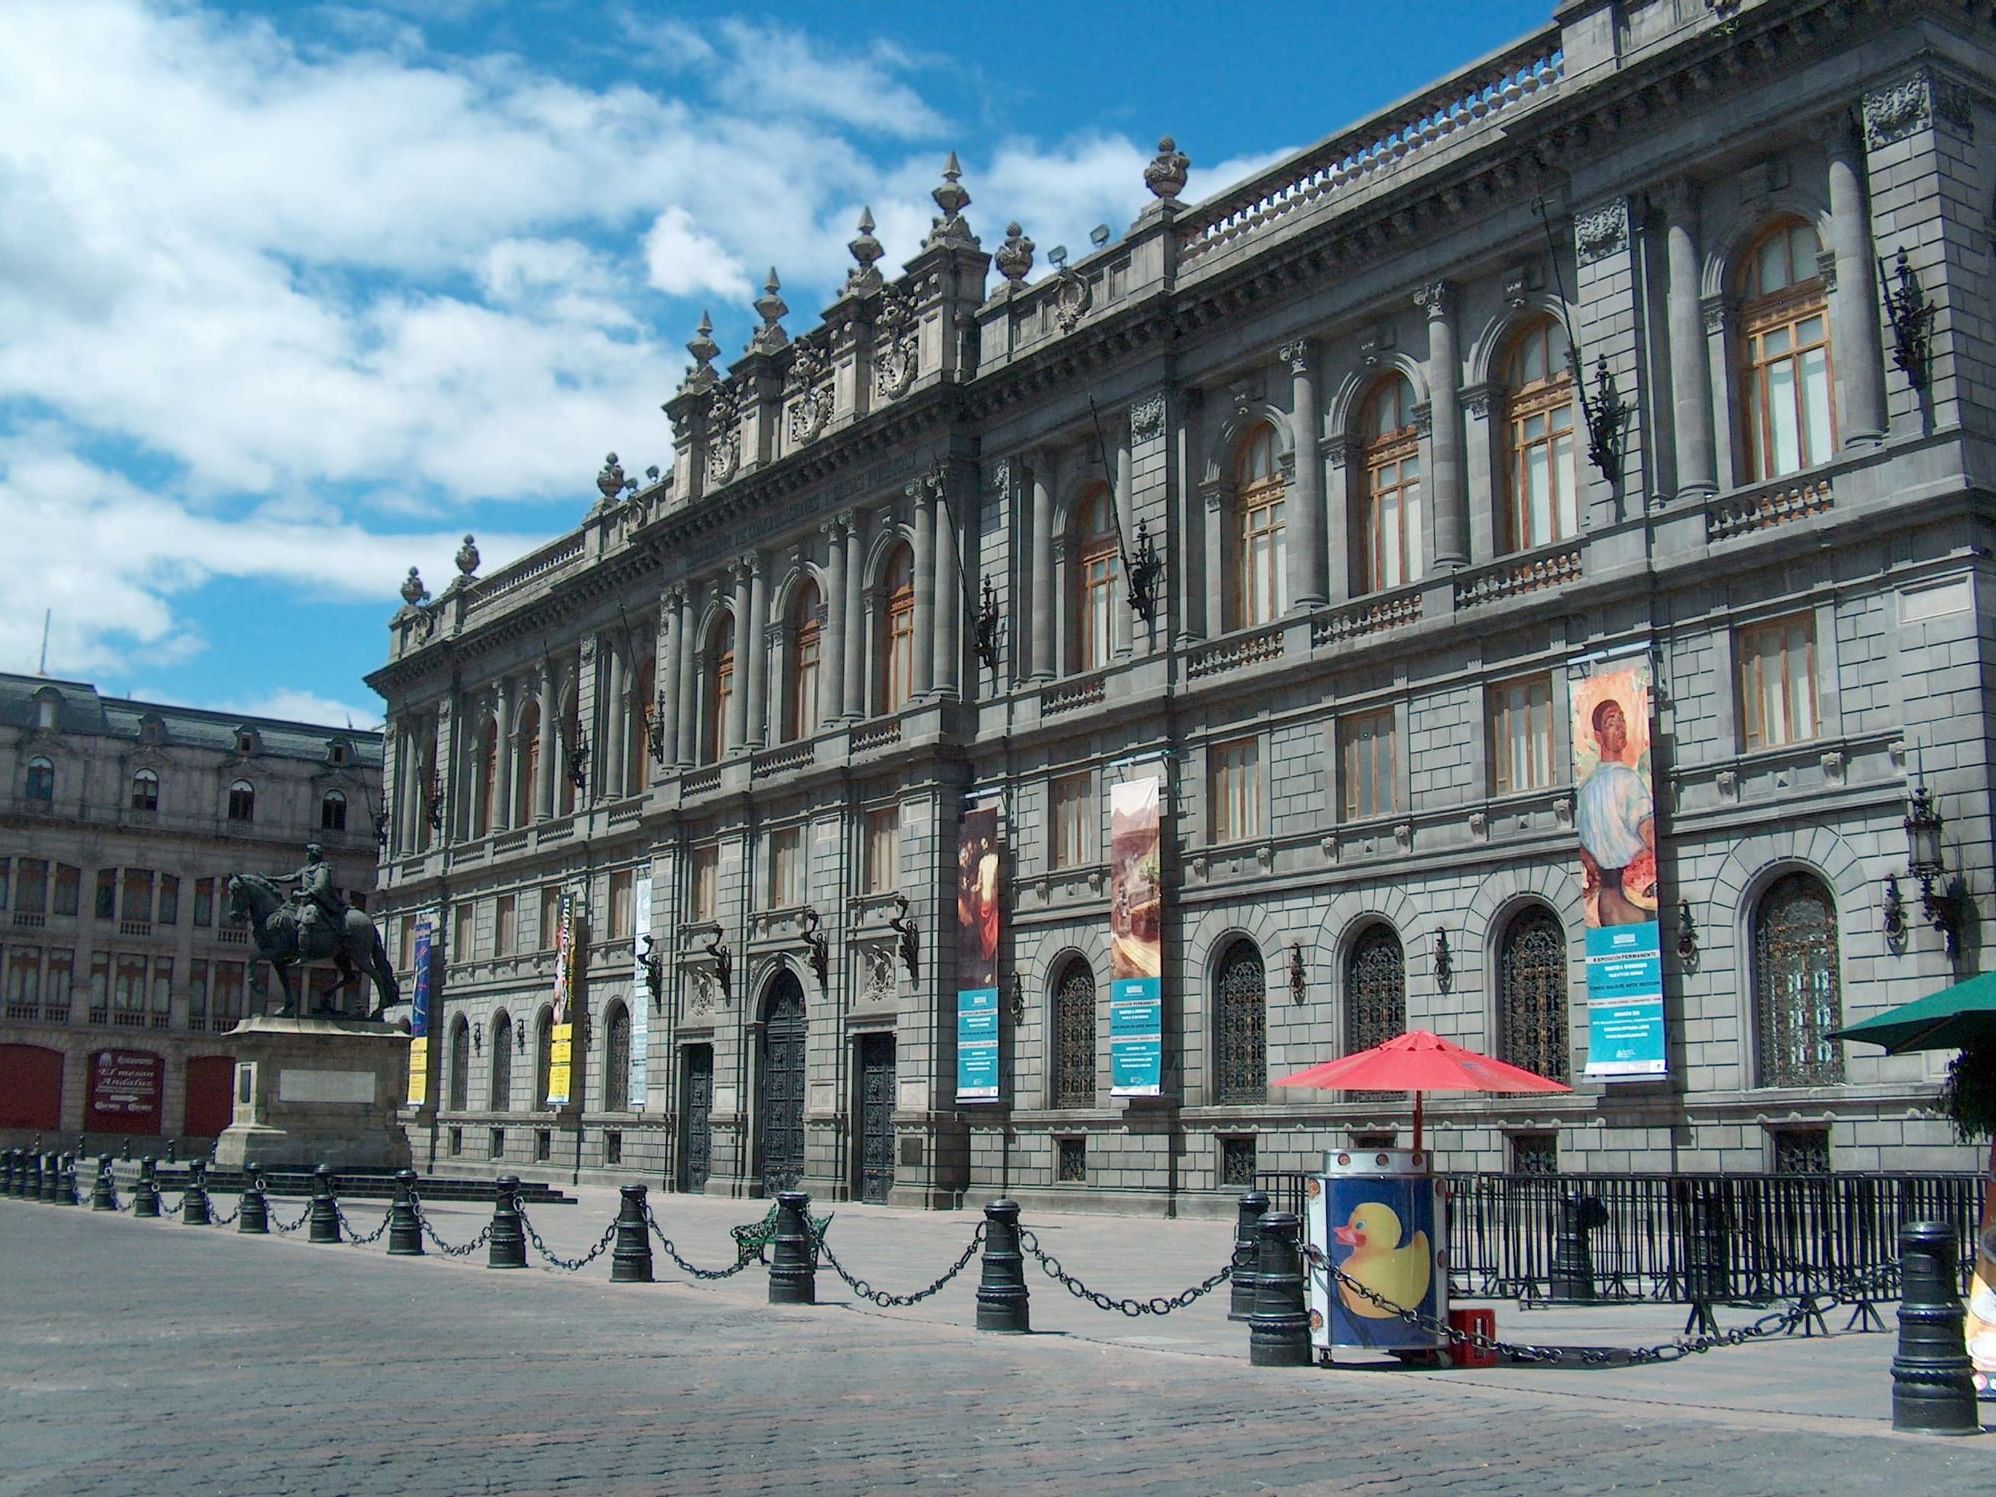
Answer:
[0,0,1556,728]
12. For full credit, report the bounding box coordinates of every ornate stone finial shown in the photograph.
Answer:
[994,222,1035,285]
[596,452,626,503]
[749,268,790,353]
[399,567,428,607]
[684,311,720,391]
[846,207,885,293]
[1144,136,1190,202]
[454,534,480,579]
[924,153,976,249]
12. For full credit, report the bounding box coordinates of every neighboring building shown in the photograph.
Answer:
[0,673,383,1149]
[369,0,1994,1212]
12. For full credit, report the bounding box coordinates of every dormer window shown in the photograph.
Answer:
[33,690,59,731]
[328,739,352,767]
[235,728,258,756]
[138,714,166,747]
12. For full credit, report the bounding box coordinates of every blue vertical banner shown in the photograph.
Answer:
[629,873,651,1110]
[405,915,435,1106]
[955,806,1001,1101]
[1109,777,1163,1098]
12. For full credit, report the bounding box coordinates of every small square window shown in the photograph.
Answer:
[605,1130,623,1166]
[488,1127,505,1160]
[448,1126,463,1158]
[1511,1132,1559,1176]
[535,1128,552,1163]
[1056,1137,1087,1183]
[1770,1126,1831,1175]
[1220,1136,1257,1188]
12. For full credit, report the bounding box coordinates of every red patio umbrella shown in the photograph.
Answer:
[1275,1029,1572,1155]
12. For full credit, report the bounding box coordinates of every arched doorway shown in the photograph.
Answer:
[757,971,807,1194]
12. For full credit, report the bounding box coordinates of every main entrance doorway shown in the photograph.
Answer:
[856,1033,896,1204]
[757,973,806,1194]
[678,1045,712,1194]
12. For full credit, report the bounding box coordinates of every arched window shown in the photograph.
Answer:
[535,1006,554,1110]
[603,1002,631,1112]
[1740,219,1834,481]
[704,614,735,765]
[447,1016,470,1111]
[631,656,655,793]
[880,543,916,713]
[789,579,823,741]
[490,1013,513,1110]
[319,791,347,831]
[25,756,55,803]
[226,779,255,822]
[1504,317,1578,551]
[1345,925,1406,1061]
[1753,872,1844,1087]
[1360,376,1424,592]
[1214,939,1267,1105]
[1230,425,1286,630]
[515,700,541,825]
[1050,959,1095,1109]
[1074,484,1119,672]
[131,769,159,812]
[476,715,499,835]
[1498,907,1568,1084]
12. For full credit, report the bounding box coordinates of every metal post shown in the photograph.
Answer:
[975,1200,1030,1334]
[487,1176,526,1269]
[1682,1185,1726,1336]
[1248,1212,1311,1368]
[165,1138,177,1165]
[2,1148,16,1196]
[387,1169,424,1256]
[37,1151,56,1202]
[54,1153,76,1205]
[133,1157,161,1218]
[307,1164,342,1244]
[1548,1193,1604,1303]
[120,1137,131,1161]
[1229,1190,1270,1321]
[767,1190,817,1305]
[90,1155,117,1211]
[238,1163,269,1235]
[610,1184,653,1283]
[181,1161,212,1225]
[1891,1221,1979,1435]
[28,1151,46,1202]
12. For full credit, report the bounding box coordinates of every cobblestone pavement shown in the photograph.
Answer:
[2,1195,1989,1496]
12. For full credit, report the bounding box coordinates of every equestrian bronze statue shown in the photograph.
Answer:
[225,843,400,1020]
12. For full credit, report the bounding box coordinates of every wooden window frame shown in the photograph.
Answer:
[692,845,721,923]
[1208,737,1261,846]
[1076,486,1119,672]
[1504,319,1579,551]
[1737,611,1819,751]
[1051,772,1092,871]
[767,827,803,909]
[790,583,823,742]
[1230,427,1286,631]
[1339,708,1398,822]
[881,546,916,714]
[1488,672,1557,795]
[864,808,899,895]
[1361,378,1423,592]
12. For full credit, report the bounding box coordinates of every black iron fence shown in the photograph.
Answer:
[1255,1170,1986,1302]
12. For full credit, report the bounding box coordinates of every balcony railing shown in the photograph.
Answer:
[1186,620,1286,680]
[1707,476,1833,543]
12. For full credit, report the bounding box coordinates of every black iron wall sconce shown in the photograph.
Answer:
[974,575,1001,673]
[1879,248,1935,392]
[1288,943,1308,1004]
[1882,873,1908,946]
[1432,931,1453,994]
[639,933,663,1011]
[1008,973,1025,1023]
[1904,783,1965,958]
[1675,898,1699,968]
[799,906,829,987]
[887,893,919,981]
[702,927,732,1004]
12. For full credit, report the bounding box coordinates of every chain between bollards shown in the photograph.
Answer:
[515,1198,616,1272]
[816,1220,985,1308]
[643,1203,758,1280]
[1017,1226,1232,1317]
[410,1194,493,1258]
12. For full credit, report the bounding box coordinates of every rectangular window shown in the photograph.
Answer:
[489,1127,505,1160]
[115,955,147,1019]
[157,875,180,926]
[54,864,78,917]
[1771,1126,1831,1175]
[89,952,110,1021]
[1209,738,1261,845]
[535,1128,552,1163]
[1220,1136,1257,1188]
[1340,708,1399,822]
[494,894,517,958]
[449,1126,463,1158]
[541,885,562,950]
[192,876,213,928]
[864,808,899,894]
[1052,772,1092,871]
[213,963,245,1023]
[1057,1137,1087,1183]
[1511,1132,1559,1176]
[1489,674,1556,795]
[399,918,416,973]
[123,869,154,924]
[4,949,39,1007]
[16,859,48,915]
[1738,613,1819,750]
[605,1130,623,1166]
[152,958,173,1018]
[768,828,803,908]
[693,846,720,922]
[0,856,8,910]
[44,950,72,1015]
[96,869,117,921]
[609,869,634,940]
[453,903,475,963]
[189,960,210,1022]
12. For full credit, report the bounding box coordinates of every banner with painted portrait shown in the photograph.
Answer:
[1109,776,1163,1097]
[628,873,651,1111]
[1573,660,1667,1078]
[546,892,574,1107]
[955,806,1001,1101]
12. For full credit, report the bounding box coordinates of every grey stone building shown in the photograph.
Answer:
[368,0,1994,1212]
[0,672,383,1149]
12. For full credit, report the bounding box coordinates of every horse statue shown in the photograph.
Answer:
[225,872,401,1021]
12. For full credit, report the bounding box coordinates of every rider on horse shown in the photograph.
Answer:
[278,842,347,951]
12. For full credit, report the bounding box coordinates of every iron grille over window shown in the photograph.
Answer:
[1214,940,1267,1105]
[1051,961,1095,1109]
[1510,1132,1559,1176]
[1057,1137,1087,1182]
[447,1019,469,1111]
[1345,926,1405,1058]
[1771,1127,1831,1175]
[1753,873,1844,1088]
[490,1015,512,1110]
[1221,1136,1257,1188]
[535,1011,554,1109]
[604,1004,631,1111]
[1499,908,1569,1084]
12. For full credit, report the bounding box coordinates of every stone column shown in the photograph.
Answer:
[676,591,699,767]
[823,520,848,724]
[494,677,515,830]
[1416,282,1467,569]
[911,482,936,698]
[1827,118,1886,447]
[1280,339,1326,609]
[931,477,959,697]
[1663,182,1718,502]
[534,668,555,818]
[744,555,769,747]
[1324,441,1356,601]
[842,513,867,717]
[605,642,627,800]
[727,565,750,754]
[659,592,683,771]
[1113,430,1135,657]
[1029,456,1055,680]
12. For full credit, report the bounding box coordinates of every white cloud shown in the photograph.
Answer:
[215,688,387,731]
[710,22,946,139]
[643,207,752,301]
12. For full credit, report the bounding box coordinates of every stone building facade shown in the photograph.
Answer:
[369,0,1995,1212]
[0,672,383,1149]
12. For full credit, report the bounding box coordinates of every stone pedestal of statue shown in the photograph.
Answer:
[212,1016,413,1171]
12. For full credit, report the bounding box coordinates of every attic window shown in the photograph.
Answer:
[34,693,58,731]
[329,741,351,766]
[138,715,166,746]
[235,730,256,756]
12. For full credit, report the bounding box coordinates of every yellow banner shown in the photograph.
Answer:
[546,1022,573,1107]
[405,1035,429,1107]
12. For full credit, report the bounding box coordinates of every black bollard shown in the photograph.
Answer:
[181,1161,212,1226]
[1681,1186,1727,1336]
[41,1152,61,1203]
[133,1157,162,1218]
[1548,1193,1606,1304]
[238,1164,270,1234]
[488,1176,526,1269]
[90,1155,117,1211]
[1229,1190,1270,1321]
[1248,1212,1311,1368]
[164,1138,178,1165]
[387,1170,423,1256]
[121,1137,131,1161]
[1891,1221,1979,1435]
[975,1199,1030,1334]
[767,1191,817,1305]
[26,1151,44,1202]
[2,1148,16,1197]
[307,1164,342,1243]
[610,1184,653,1283]
[57,1153,79,1206]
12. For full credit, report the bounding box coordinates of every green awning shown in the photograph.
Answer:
[1829,970,1996,1054]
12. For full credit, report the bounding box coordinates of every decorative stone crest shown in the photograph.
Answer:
[994,222,1035,285]
[1130,392,1167,443]
[846,207,885,294]
[924,152,977,250]
[1144,136,1190,201]
[873,286,919,402]
[1862,72,1972,148]
[453,534,480,580]
[986,457,1010,496]
[1574,198,1629,266]
[748,268,789,355]
[860,945,896,1005]
[1051,265,1092,332]
[785,340,831,445]
[705,383,742,486]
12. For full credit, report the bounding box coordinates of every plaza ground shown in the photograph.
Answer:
[1,1186,1989,1494]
